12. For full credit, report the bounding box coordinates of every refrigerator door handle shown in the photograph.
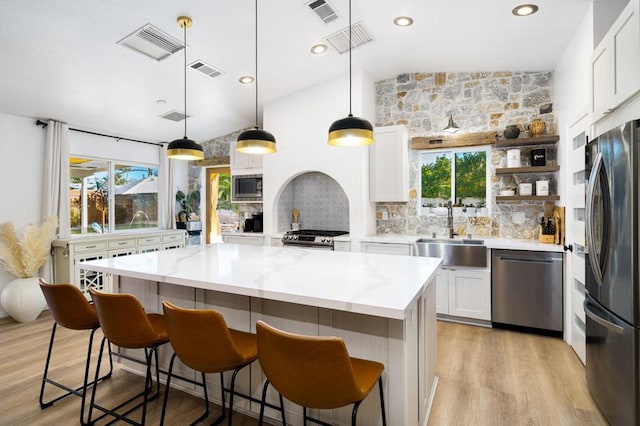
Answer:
[585,151,604,286]
[584,300,624,334]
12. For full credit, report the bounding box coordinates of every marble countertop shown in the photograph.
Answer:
[358,234,565,252]
[80,244,441,320]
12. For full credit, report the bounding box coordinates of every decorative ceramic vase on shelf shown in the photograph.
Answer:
[0,277,47,323]
[503,125,520,139]
[529,119,546,137]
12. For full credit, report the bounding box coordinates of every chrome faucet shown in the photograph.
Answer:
[447,201,454,239]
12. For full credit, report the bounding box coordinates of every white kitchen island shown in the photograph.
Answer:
[80,243,441,425]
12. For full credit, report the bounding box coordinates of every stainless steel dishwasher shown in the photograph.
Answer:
[491,249,563,335]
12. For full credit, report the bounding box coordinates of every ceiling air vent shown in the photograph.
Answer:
[306,0,338,24]
[117,23,184,61]
[160,110,189,122]
[189,60,224,79]
[325,21,373,54]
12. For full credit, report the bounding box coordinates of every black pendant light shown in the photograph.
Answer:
[237,0,277,154]
[167,16,204,161]
[327,0,374,147]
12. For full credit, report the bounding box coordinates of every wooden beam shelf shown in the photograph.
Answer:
[192,156,230,167]
[495,165,560,174]
[496,195,560,202]
[494,135,559,148]
[411,131,497,150]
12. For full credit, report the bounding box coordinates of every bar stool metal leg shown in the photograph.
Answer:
[39,322,113,425]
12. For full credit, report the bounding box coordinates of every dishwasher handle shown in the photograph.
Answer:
[495,255,560,264]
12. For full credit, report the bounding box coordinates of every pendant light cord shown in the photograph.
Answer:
[182,21,188,138]
[348,0,353,117]
[254,0,259,129]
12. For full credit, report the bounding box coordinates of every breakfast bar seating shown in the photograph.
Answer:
[79,244,440,425]
[38,279,114,425]
[87,289,169,425]
[160,301,259,426]
[256,320,386,426]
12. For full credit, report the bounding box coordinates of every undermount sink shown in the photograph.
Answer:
[415,238,487,267]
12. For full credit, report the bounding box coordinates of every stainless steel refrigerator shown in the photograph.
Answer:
[585,119,640,425]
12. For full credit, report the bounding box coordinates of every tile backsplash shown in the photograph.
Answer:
[277,172,349,233]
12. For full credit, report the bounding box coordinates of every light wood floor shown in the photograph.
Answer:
[0,312,606,425]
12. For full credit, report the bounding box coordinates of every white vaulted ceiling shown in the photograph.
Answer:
[0,0,591,143]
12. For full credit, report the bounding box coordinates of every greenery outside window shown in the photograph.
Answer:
[420,146,490,215]
[70,157,159,234]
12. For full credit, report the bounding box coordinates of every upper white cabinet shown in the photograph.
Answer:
[230,141,263,172]
[591,0,640,122]
[369,125,409,202]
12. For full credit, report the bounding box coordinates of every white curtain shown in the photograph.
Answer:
[158,145,174,229]
[42,120,70,281]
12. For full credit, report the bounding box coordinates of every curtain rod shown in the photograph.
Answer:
[35,120,164,147]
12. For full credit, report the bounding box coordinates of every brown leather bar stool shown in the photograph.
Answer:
[38,279,113,425]
[256,320,387,426]
[88,288,169,426]
[160,301,258,426]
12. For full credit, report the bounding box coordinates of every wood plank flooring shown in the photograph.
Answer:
[0,312,605,425]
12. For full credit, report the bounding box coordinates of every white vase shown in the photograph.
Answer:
[1,277,47,323]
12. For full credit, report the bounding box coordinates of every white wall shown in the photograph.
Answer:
[0,113,46,316]
[262,70,377,245]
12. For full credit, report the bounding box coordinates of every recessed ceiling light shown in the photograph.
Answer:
[393,16,414,27]
[156,99,167,104]
[310,43,328,54]
[239,75,255,84]
[512,4,539,16]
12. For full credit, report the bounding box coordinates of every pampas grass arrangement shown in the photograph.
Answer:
[0,215,58,278]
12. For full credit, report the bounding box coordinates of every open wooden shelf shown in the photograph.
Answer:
[494,135,559,148]
[496,195,560,202]
[495,165,560,174]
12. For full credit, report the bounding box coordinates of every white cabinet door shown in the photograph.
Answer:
[565,114,589,365]
[435,267,449,315]
[230,141,263,171]
[370,125,409,202]
[591,41,613,120]
[447,268,491,320]
[591,0,640,122]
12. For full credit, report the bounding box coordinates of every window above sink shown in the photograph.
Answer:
[420,145,491,217]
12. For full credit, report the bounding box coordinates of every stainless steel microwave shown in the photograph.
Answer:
[232,174,263,202]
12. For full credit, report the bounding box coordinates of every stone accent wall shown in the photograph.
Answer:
[374,71,556,239]
[188,129,262,218]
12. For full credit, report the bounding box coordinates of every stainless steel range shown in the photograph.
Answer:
[282,229,348,250]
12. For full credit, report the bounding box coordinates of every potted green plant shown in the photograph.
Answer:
[0,215,58,322]
[175,190,201,228]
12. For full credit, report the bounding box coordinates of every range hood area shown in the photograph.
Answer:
[261,70,377,243]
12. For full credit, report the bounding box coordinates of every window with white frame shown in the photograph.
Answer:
[69,157,159,234]
[420,146,490,215]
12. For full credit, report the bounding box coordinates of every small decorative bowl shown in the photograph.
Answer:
[529,119,546,137]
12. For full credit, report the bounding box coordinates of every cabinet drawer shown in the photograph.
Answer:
[108,239,136,249]
[361,242,412,256]
[137,236,162,246]
[74,241,108,252]
[163,233,184,243]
